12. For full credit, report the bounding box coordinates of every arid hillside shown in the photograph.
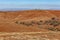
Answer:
[0,10,60,32]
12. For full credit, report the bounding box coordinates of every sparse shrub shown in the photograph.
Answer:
[15,21,19,24]
[37,22,41,25]
[31,21,36,24]
[44,17,60,27]
[19,22,25,24]
[37,20,43,25]
[24,23,33,26]
[44,20,51,25]
[56,28,60,31]
[50,20,60,27]
[20,21,33,26]
[51,17,56,20]
[15,21,34,26]
[48,27,60,31]
[40,20,43,22]
[48,27,56,31]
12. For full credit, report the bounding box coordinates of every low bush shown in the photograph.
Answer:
[51,17,56,20]
[15,21,19,24]
[24,23,33,26]
[37,20,43,25]
[56,28,60,31]
[44,20,51,25]
[48,27,60,31]
[50,20,60,27]
[20,22,25,24]
[48,27,56,31]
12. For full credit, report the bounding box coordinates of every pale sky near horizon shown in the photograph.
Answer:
[0,0,60,10]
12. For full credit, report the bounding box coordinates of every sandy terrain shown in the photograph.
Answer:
[0,32,60,40]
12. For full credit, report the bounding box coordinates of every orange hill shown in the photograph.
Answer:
[0,10,60,32]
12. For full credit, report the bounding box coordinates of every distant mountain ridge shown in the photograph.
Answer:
[0,7,60,11]
[0,8,35,11]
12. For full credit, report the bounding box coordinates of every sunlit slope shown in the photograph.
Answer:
[0,10,60,32]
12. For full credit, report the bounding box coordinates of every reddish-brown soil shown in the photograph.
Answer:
[0,10,60,32]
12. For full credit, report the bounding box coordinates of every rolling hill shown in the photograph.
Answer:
[0,10,60,32]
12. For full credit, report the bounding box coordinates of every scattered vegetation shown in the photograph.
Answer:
[50,20,60,27]
[15,18,60,27]
[15,21,19,24]
[48,27,57,31]
[48,27,60,31]
[44,17,60,27]
[51,17,56,20]
[44,20,51,25]
[15,17,60,31]
[31,21,35,24]
[49,17,60,27]
[23,22,33,26]
[19,22,25,24]
[37,20,43,25]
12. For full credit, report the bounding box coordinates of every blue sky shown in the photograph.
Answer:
[0,0,60,10]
